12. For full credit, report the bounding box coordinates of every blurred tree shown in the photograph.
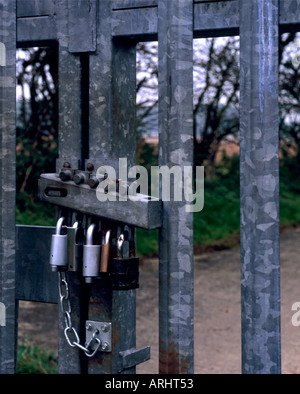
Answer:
[279,32,300,163]
[16,34,300,199]
[16,46,58,210]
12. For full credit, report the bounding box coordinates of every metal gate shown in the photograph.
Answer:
[1,0,299,374]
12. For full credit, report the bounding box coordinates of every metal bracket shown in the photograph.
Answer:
[119,346,151,371]
[85,321,112,353]
[38,174,162,230]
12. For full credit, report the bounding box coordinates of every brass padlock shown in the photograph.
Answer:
[100,230,111,273]
[67,221,84,272]
[82,223,101,283]
[50,217,68,272]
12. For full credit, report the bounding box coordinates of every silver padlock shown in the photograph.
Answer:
[82,223,101,283]
[67,221,84,272]
[50,217,68,272]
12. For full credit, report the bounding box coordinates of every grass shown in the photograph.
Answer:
[17,338,58,374]
[137,155,300,257]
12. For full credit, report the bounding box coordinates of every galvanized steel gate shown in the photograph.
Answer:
[1,0,300,374]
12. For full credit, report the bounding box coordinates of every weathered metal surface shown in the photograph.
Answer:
[68,0,97,53]
[58,270,87,374]
[240,0,281,374]
[17,15,56,44]
[17,0,55,17]
[111,7,158,40]
[87,285,137,374]
[0,0,17,374]
[112,0,158,9]
[56,0,82,171]
[112,41,137,169]
[279,0,300,30]
[87,2,137,171]
[15,226,57,304]
[119,346,150,371]
[38,174,162,230]
[193,0,239,38]
[88,0,114,170]
[158,0,194,374]
[56,0,86,374]
[16,0,300,45]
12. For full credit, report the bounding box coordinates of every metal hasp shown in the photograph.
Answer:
[85,321,112,354]
[240,0,281,374]
[38,174,162,230]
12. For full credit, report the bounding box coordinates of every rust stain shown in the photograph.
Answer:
[159,340,190,374]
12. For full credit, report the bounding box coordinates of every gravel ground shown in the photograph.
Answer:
[18,226,300,374]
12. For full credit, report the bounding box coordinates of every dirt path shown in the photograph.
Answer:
[18,226,300,374]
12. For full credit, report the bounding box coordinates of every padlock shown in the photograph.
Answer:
[82,223,101,283]
[111,234,139,290]
[67,221,84,272]
[50,217,68,272]
[111,257,139,290]
[100,230,111,273]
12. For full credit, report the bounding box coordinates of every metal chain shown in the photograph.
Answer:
[58,271,101,357]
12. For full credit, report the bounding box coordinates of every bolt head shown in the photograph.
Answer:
[87,163,94,172]
[73,173,84,185]
[59,170,71,182]
[101,342,109,351]
[88,177,99,189]
[86,323,93,331]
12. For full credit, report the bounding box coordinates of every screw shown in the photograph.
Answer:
[63,162,71,168]
[86,323,93,331]
[101,342,109,351]
[101,324,109,333]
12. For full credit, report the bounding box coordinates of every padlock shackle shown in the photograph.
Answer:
[86,223,97,246]
[104,230,111,245]
[56,217,66,235]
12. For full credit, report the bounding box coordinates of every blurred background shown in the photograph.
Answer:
[16,34,300,257]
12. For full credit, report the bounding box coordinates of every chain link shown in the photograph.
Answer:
[58,271,101,357]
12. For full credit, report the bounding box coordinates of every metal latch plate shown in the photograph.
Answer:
[85,321,112,353]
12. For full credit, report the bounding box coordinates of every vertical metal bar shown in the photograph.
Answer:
[0,0,17,374]
[112,40,137,169]
[56,0,85,374]
[88,0,114,170]
[86,0,137,374]
[158,0,194,374]
[87,284,137,374]
[239,0,281,374]
[56,0,82,171]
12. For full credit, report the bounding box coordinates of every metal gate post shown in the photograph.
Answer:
[56,0,86,374]
[85,0,138,374]
[0,0,17,374]
[158,0,194,374]
[240,0,281,374]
